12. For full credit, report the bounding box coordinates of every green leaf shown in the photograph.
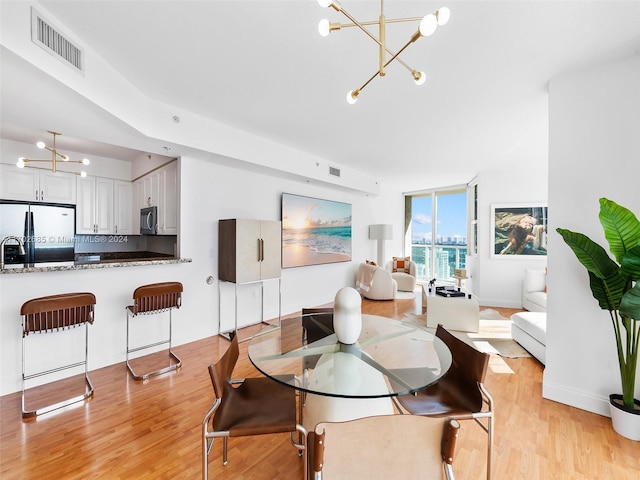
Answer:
[620,243,640,282]
[556,228,625,311]
[620,283,640,320]
[599,198,640,265]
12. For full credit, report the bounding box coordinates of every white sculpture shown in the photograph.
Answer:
[333,287,362,344]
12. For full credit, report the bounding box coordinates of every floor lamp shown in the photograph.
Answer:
[369,224,393,266]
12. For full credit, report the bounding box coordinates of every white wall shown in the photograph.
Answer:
[544,54,640,416]
[0,152,402,396]
[469,165,548,307]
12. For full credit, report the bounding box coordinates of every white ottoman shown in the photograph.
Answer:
[510,311,547,364]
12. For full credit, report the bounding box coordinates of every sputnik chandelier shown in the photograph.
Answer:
[17,130,90,177]
[317,0,450,103]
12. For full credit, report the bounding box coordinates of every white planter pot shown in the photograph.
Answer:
[609,394,640,441]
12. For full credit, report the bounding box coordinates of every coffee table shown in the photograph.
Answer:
[422,284,480,333]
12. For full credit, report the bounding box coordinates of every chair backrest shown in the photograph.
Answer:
[301,308,334,344]
[21,292,96,336]
[312,415,459,479]
[385,259,416,276]
[132,281,183,314]
[208,335,239,400]
[436,324,490,408]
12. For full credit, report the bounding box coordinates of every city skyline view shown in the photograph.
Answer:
[410,192,467,245]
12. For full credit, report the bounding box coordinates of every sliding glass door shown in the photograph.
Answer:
[406,188,467,283]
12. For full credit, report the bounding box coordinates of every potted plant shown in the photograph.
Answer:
[556,198,640,440]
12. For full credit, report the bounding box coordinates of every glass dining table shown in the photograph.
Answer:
[247,312,452,430]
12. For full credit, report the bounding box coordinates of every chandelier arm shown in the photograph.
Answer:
[336,17,423,30]
[17,164,84,175]
[352,33,418,98]
[336,8,382,47]
[331,12,419,74]
[21,158,85,164]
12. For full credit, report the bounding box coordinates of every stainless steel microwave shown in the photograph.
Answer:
[140,206,157,235]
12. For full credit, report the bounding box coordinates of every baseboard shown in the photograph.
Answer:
[542,381,611,417]
[478,297,523,309]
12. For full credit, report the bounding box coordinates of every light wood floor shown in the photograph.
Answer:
[1,294,638,479]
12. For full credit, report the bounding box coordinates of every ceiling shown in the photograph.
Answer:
[1,1,640,192]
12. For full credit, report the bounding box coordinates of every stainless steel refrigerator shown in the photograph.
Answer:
[0,200,75,266]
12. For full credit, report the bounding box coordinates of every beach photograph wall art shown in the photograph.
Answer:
[281,192,352,268]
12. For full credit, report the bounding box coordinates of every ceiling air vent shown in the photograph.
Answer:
[329,166,341,177]
[31,7,84,73]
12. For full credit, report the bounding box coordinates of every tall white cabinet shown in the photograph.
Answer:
[133,160,178,235]
[218,219,282,336]
[218,219,281,283]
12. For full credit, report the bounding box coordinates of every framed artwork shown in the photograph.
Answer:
[281,192,352,268]
[491,203,548,257]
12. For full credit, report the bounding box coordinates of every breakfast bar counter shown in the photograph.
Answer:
[0,252,191,274]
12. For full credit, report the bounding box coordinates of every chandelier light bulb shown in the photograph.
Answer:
[414,71,426,86]
[62,155,70,161]
[437,7,451,26]
[419,14,438,37]
[17,158,25,168]
[80,171,87,177]
[318,19,331,36]
[36,141,46,149]
[82,158,90,165]
[318,0,332,7]
[346,90,358,104]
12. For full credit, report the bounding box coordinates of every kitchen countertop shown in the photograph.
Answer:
[1,252,191,274]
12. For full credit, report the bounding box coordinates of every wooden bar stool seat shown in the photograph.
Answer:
[20,292,96,418]
[126,282,183,380]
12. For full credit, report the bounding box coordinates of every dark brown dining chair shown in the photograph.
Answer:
[394,324,494,480]
[310,414,460,479]
[301,307,334,344]
[300,307,334,407]
[202,334,307,480]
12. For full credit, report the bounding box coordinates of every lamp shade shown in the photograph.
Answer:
[369,224,393,241]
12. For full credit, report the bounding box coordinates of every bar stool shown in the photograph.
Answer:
[126,282,183,380]
[20,292,96,418]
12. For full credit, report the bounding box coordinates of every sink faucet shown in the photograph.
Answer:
[1,236,26,269]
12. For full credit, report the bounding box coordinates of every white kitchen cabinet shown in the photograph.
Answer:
[0,164,76,204]
[134,160,178,235]
[218,219,281,283]
[76,176,114,234]
[114,180,133,234]
[158,161,178,234]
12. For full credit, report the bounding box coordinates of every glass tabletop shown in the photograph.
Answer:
[247,313,452,399]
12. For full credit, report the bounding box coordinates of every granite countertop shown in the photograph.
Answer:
[1,252,192,274]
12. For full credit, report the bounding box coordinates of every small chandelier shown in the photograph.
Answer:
[17,131,90,177]
[317,0,450,103]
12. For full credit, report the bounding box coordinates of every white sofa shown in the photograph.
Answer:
[511,311,546,365]
[385,260,417,292]
[356,263,397,300]
[522,268,547,312]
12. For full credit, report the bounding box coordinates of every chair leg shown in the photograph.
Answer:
[291,424,308,480]
[222,437,229,465]
[486,413,493,480]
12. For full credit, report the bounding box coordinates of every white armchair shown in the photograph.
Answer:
[522,268,547,312]
[356,263,397,300]
[385,259,417,292]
